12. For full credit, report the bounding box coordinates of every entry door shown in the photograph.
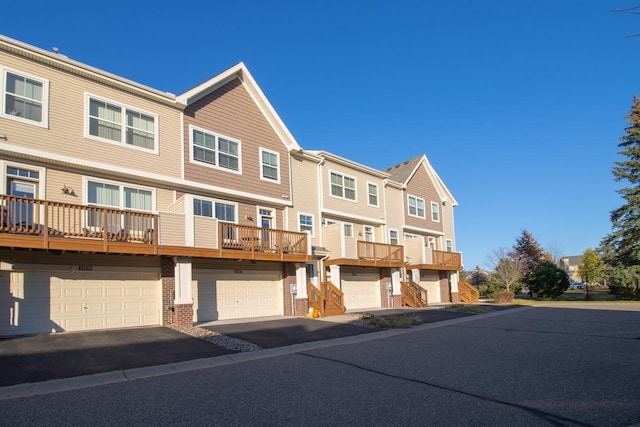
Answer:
[9,181,36,226]
[259,208,273,248]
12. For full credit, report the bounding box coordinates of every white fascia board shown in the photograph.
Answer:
[177,62,301,152]
[315,151,390,178]
[420,155,459,207]
[403,224,445,236]
[321,208,386,225]
[1,142,293,207]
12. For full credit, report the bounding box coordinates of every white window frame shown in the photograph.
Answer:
[367,182,379,207]
[193,197,238,223]
[259,148,280,183]
[404,232,419,240]
[431,201,440,222]
[408,195,426,218]
[189,125,241,174]
[85,94,158,154]
[1,67,49,128]
[364,225,374,242]
[84,178,155,212]
[389,229,399,245]
[329,170,357,202]
[343,223,354,237]
[298,212,314,237]
[427,236,437,249]
[446,239,453,252]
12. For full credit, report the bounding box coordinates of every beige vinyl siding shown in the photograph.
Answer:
[320,159,385,219]
[183,78,291,201]
[0,51,183,179]
[194,216,218,249]
[158,213,185,246]
[155,189,176,213]
[290,154,320,244]
[404,165,443,232]
[384,185,404,244]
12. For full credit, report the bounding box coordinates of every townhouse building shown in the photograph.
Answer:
[0,34,463,337]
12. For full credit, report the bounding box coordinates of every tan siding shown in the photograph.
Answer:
[158,213,185,246]
[0,51,182,179]
[155,189,175,212]
[194,217,218,249]
[290,155,320,245]
[384,185,404,244]
[320,159,385,220]
[183,78,291,200]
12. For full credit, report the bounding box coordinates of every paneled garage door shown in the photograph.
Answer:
[341,273,380,311]
[0,271,161,336]
[420,271,442,304]
[194,272,282,321]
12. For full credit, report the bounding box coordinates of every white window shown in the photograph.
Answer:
[367,182,379,207]
[260,148,280,182]
[389,229,399,245]
[446,239,453,252]
[87,95,157,151]
[431,202,440,222]
[364,226,374,242]
[330,171,356,201]
[190,126,240,172]
[428,236,437,249]
[299,213,314,236]
[86,180,153,229]
[193,198,236,222]
[343,223,353,237]
[408,195,425,218]
[404,232,418,240]
[2,69,48,127]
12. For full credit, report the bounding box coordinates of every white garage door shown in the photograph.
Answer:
[341,273,380,311]
[0,270,160,336]
[194,272,282,321]
[420,272,441,304]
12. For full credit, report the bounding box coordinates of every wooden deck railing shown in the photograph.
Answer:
[219,223,308,255]
[458,281,479,303]
[0,194,157,244]
[401,281,428,308]
[357,241,404,263]
[432,250,462,268]
[307,282,324,316]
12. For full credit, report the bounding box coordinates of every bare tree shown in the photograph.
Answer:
[485,247,524,293]
[546,241,564,265]
[613,6,640,38]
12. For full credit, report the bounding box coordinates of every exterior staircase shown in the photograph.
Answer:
[401,281,428,308]
[307,281,345,317]
[458,281,479,303]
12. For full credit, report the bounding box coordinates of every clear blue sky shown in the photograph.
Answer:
[3,1,639,270]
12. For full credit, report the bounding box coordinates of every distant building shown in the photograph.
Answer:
[559,256,582,283]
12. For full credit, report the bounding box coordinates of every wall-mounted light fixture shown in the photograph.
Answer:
[245,214,253,221]
[61,184,75,196]
[0,134,8,140]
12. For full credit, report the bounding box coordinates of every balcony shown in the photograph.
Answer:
[0,195,310,262]
[403,238,463,271]
[324,239,405,268]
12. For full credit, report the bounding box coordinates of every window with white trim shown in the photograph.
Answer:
[299,213,314,236]
[404,232,418,240]
[343,223,353,237]
[2,69,48,127]
[86,180,153,228]
[190,126,240,171]
[431,202,440,222]
[427,236,437,249]
[446,239,453,252]
[87,95,157,150]
[367,182,379,207]
[408,195,425,218]
[260,148,280,182]
[193,198,236,222]
[364,226,374,242]
[389,229,399,245]
[330,171,356,201]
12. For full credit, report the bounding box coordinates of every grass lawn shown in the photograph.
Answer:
[513,286,621,305]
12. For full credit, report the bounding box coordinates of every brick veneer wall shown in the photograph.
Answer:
[450,292,460,304]
[392,294,402,307]
[161,256,193,327]
[282,263,299,316]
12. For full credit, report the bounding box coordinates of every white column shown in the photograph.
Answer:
[391,268,401,294]
[174,257,193,304]
[450,271,459,294]
[295,263,308,299]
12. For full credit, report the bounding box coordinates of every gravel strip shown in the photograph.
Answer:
[171,326,263,352]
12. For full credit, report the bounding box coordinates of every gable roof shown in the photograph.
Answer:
[385,154,458,207]
[176,62,300,152]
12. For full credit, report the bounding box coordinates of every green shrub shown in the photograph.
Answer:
[529,261,571,298]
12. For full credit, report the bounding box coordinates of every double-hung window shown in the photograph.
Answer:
[367,183,379,207]
[2,69,48,127]
[408,195,425,218]
[190,126,240,172]
[431,202,440,222]
[330,171,356,201]
[299,213,314,236]
[260,148,280,182]
[87,95,156,151]
[389,229,399,245]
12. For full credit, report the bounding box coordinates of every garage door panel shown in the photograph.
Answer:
[342,274,380,310]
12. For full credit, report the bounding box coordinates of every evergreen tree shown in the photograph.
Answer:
[599,95,640,300]
[510,229,547,293]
